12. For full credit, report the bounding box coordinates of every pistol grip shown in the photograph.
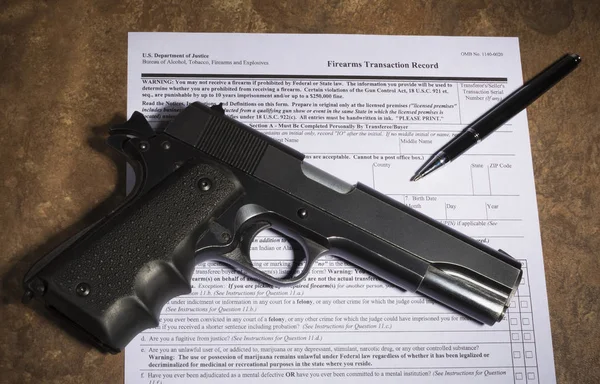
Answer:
[23,161,242,352]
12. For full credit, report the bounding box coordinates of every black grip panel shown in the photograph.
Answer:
[34,161,242,351]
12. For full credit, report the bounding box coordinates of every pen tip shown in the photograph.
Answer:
[410,174,422,182]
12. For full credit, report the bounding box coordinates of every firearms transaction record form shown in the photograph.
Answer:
[125,33,556,384]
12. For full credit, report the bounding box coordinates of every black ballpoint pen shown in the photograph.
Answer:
[410,53,581,182]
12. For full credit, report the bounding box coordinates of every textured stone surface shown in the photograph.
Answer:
[0,0,598,383]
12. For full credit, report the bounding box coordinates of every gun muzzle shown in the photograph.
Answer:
[419,265,521,325]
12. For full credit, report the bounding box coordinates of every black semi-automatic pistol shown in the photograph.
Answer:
[23,102,522,353]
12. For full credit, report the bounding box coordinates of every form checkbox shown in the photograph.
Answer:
[510,318,519,325]
[516,372,523,380]
[528,372,535,380]
[523,318,531,325]
[520,300,529,308]
[525,351,533,358]
[513,351,521,358]
[524,332,532,341]
[510,301,517,308]
[512,333,520,341]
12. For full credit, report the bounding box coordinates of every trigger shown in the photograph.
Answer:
[226,221,271,268]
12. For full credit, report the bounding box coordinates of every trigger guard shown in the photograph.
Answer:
[216,216,327,287]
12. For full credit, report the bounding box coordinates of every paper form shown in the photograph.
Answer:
[124,33,556,384]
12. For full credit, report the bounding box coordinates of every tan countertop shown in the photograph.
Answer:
[1,1,598,383]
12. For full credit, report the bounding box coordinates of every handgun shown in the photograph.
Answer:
[23,102,522,353]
